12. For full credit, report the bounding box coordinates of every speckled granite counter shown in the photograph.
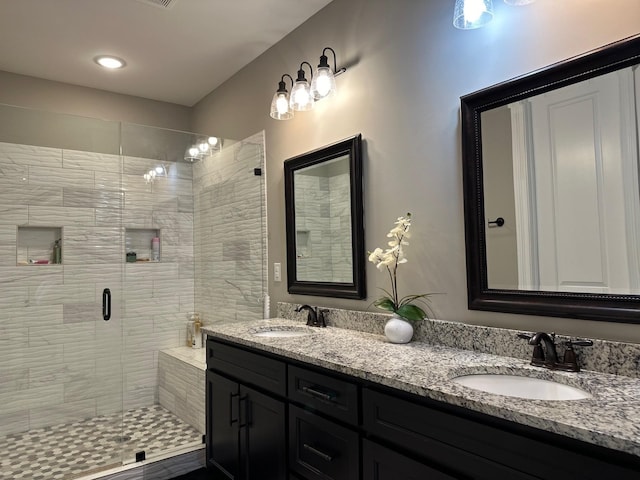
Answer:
[203,318,640,458]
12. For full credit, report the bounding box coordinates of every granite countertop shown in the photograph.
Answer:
[202,318,640,458]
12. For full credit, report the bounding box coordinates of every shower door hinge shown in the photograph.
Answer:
[135,451,146,462]
[254,168,262,176]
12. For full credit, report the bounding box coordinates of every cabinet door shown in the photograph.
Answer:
[207,371,241,479]
[363,439,456,480]
[240,385,287,480]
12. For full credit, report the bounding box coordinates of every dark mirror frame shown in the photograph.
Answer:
[461,34,640,324]
[284,134,365,299]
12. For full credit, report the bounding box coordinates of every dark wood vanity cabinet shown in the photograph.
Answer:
[207,337,640,480]
[206,340,287,480]
[363,387,640,480]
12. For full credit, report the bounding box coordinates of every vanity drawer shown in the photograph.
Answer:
[289,404,359,480]
[288,365,358,425]
[207,339,286,396]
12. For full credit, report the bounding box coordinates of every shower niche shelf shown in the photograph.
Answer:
[125,228,161,263]
[17,226,63,266]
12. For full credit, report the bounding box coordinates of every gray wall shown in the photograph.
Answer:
[0,70,190,131]
[482,105,518,289]
[191,0,640,343]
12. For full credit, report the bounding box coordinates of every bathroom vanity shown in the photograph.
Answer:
[204,320,640,479]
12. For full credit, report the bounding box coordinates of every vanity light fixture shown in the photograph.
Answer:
[270,74,295,120]
[184,136,223,162]
[453,0,494,29]
[290,62,315,111]
[270,47,347,120]
[94,55,126,69]
[311,47,345,100]
[143,165,166,183]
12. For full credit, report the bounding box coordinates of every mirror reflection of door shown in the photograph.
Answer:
[293,155,352,283]
[484,66,640,294]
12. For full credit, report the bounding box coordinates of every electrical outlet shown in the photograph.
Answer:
[274,262,281,282]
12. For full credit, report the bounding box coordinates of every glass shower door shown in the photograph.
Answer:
[0,104,125,478]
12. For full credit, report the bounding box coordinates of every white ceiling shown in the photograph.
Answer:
[0,0,333,106]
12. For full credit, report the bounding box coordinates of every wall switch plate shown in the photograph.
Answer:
[274,263,281,282]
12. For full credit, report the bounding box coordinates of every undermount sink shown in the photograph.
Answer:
[250,326,315,338]
[452,374,591,401]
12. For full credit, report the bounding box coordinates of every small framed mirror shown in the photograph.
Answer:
[284,134,365,299]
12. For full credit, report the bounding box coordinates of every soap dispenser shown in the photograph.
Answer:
[193,315,203,348]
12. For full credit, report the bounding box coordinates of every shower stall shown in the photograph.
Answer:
[0,104,267,479]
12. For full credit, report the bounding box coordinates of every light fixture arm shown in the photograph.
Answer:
[320,47,346,76]
[296,61,314,82]
[278,73,294,93]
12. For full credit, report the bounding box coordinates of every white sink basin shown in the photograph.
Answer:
[452,374,591,400]
[250,326,315,338]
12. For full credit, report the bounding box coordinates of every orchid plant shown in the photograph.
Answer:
[368,213,431,322]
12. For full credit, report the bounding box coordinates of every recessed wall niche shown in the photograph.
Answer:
[125,228,161,263]
[17,226,63,265]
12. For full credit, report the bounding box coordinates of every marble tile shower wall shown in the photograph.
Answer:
[193,131,267,324]
[0,141,195,436]
[294,172,351,282]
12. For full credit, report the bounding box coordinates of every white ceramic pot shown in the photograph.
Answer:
[384,314,414,344]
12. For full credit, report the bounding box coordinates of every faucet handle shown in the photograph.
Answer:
[564,339,593,348]
[318,309,329,328]
[517,333,545,365]
[559,339,592,372]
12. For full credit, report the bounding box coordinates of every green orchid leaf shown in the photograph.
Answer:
[395,304,426,321]
[374,297,396,312]
[398,293,432,306]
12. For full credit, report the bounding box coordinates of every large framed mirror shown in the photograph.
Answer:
[461,34,640,323]
[284,134,365,299]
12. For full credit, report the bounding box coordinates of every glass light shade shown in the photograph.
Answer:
[311,66,337,100]
[290,81,314,111]
[504,0,534,4]
[270,91,294,120]
[208,136,219,147]
[453,0,494,29]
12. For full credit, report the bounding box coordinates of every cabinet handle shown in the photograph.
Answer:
[303,443,333,462]
[302,385,336,402]
[230,393,239,425]
[102,288,111,321]
[239,394,250,428]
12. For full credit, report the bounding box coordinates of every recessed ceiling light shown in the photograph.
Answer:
[94,55,126,69]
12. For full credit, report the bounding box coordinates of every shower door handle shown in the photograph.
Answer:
[102,288,111,321]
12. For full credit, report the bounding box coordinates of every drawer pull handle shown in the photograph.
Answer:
[303,443,333,462]
[302,385,336,401]
[230,393,239,425]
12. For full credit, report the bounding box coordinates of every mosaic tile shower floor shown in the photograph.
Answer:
[0,405,202,480]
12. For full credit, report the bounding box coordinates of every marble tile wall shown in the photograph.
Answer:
[158,347,206,434]
[277,302,640,379]
[294,172,351,283]
[0,141,195,435]
[193,132,267,325]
